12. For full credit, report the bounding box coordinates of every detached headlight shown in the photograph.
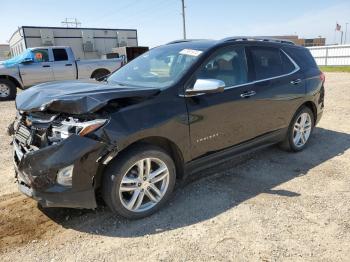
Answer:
[50,117,107,142]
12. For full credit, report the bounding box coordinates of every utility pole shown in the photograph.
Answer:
[345,23,349,44]
[181,0,187,39]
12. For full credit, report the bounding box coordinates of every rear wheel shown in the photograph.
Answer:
[280,106,314,152]
[102,145,176,219]
[0,79,17,101]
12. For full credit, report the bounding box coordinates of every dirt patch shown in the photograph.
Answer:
[0,192,63,253]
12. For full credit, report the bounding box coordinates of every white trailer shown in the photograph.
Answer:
[9,26,138,60]
[0,44,10,61]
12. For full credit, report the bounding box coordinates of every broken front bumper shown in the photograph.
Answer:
[13,135,107,209]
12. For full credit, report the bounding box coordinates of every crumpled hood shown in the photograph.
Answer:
[16,80,160,114]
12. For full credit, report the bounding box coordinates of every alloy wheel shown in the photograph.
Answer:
[0,83,10,98]
[119,157,170,212]
[293,112,312,147]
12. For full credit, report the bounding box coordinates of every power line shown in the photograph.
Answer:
[61,18,81,28]
[110,0,177,25]
[76,0,187,43]
[93,1,143,23]
[93,0,171,25]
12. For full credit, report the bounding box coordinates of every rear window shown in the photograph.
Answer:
[53,49,68,61]
[250,47,283,80]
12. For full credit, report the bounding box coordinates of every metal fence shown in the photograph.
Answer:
[307,44,350,66]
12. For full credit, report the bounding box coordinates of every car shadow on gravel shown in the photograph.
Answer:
[41,127,350,237]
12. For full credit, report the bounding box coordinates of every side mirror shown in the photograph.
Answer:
[21,58,34,64]
[186,79,225,96]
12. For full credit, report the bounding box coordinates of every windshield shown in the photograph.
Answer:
[108,44,206,88]
[1,49,33,68]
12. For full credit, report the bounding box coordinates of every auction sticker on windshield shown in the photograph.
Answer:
[179,49,203,57]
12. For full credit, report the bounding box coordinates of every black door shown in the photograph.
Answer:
[246,45,306,135]
[185,45,260,159]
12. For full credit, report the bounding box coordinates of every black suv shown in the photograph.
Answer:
[10,37,325,218]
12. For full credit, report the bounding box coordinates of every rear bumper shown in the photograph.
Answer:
[13,135,107,209]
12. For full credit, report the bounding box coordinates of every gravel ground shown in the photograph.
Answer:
[0,73,350,261]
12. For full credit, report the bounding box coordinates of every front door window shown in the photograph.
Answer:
[196,46,248,87]
[32,49,49,63]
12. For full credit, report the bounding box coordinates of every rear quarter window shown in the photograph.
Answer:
[283,47,318,70]
[280,51,296,74]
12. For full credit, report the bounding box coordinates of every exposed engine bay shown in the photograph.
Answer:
[10,111,107,151]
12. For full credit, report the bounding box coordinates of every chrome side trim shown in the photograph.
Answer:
[224,50,300,90]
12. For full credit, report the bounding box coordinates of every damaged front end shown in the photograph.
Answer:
[11,111,111,209]
[9,80,161,209]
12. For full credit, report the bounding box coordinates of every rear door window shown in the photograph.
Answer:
[250,47,284,80]
[53,49,69,61]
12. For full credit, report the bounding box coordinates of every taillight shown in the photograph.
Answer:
[320,72,325,82]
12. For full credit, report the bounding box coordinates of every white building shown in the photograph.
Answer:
[0,44,10,61]
[9,26,138,59]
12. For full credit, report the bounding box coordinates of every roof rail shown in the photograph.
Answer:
[166,39,208,45]
[221,37,295,45]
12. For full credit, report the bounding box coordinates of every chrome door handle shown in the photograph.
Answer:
[290,79,301,85]
[240,90,256,98]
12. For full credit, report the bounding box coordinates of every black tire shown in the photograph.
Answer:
[280,106,315,152]
[102,144,176,219]
[92,70,110,81]
[0,79,17,101]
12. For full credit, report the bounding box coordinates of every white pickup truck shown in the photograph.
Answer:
[0,46,123,100]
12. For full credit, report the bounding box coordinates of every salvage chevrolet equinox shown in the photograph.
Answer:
[9,37,325,219]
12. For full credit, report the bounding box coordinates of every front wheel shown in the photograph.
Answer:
[102,145,176,219]
[280,106,315,152]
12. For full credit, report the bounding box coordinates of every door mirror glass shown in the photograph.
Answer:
[186,79,225,95]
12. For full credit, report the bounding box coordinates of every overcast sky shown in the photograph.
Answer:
[0,0,349,47]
